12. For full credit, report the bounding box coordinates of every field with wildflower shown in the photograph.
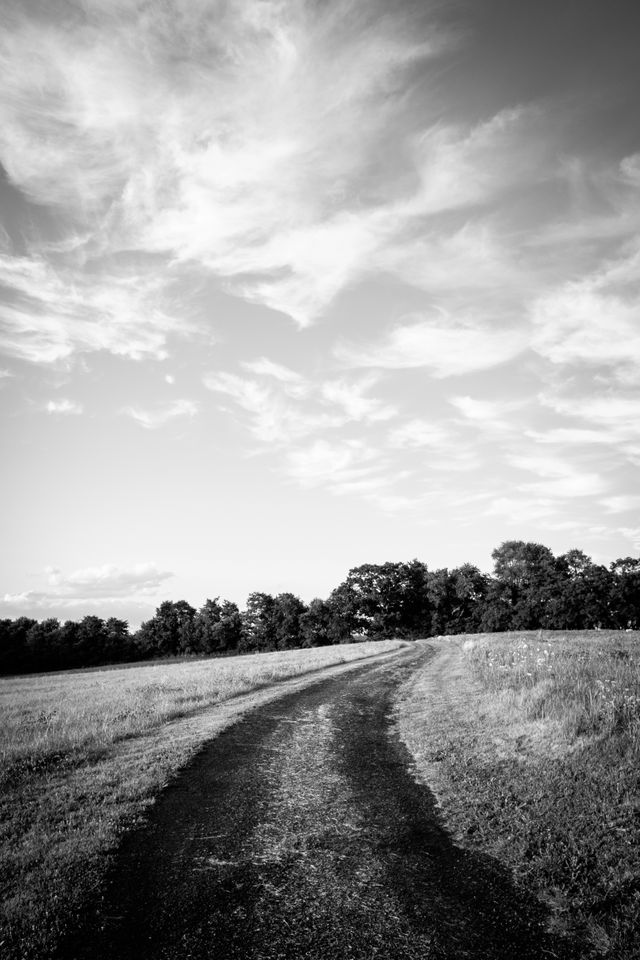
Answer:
[398,631,640,959]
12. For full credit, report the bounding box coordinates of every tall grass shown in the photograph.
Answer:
[397,631,640,958]
[465,631,640,956]
[468,630,640,745]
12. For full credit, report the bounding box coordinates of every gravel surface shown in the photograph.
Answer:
[60,644,576,959]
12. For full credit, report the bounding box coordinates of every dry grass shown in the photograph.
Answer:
[0,641,404,959]
[397,631,640,959]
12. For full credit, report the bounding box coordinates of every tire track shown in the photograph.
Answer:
[60,645,576,959]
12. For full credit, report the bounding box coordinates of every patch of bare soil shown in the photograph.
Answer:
[58,645,577,959]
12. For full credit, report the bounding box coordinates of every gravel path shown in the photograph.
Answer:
[62,644,574,959]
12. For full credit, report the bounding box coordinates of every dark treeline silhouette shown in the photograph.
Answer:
[1,542,639,675]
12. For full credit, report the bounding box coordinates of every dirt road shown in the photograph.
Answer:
[63,644,573,959]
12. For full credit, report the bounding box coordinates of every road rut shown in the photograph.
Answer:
[62,645,575,959]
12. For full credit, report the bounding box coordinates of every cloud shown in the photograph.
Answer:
[44,562,174,598]
[388,419,450,448]
[525,427,613,446]
[46,398,83,414]
[205,360,408,500]
[0,1,549,335]
[509,452,607,498]
[0,562,174,623]
[449,395,523,430]
[601,495,640,515]
[283,438,381,489]
[531,152,640,247]
[378,221,527,298]
[542,392,640,440]
[320,376,396,422]
[0,0,454,327]
[204,365,395,443]
[399,106,545,218]
[205,370,339,443]
[123,398,199,428]
[531,246,640,381]
[242,358,303,384]
[337,312,526,376]
[485,496,557,524]
[617,527,640,551]
[0,252,187,364]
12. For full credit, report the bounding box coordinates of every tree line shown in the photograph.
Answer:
[1,541,639,675]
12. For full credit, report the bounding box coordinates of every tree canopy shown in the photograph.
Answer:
[1,540,638,674]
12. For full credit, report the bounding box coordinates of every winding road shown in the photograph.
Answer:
[64,645,573,959]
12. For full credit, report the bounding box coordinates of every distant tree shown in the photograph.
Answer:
[450,564,489,633]
[430,565,489,635]
[326,582,360,640]
[193,598,224,655]
[25,618,62,671]
[479,580,513,632]
[300,598,335,647]
[58,620,81,668]
[193,599,242,654]
[135,600,196,658]
[490,541,559,629]
[273,593,307,650]
[103,618,133,663]
[331,560,430,638]
[213,601,243,653]
[610,558,640,628]
[550,551,612,629]
[75,616,107,666]
[240,593,276,652]
[0,617,36,673]
[427,568,455,636]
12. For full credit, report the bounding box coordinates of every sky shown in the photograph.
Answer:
[1,0,639,626]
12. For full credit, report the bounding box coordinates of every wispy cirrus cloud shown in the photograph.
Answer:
[530,152,640,248]
[283,438,379,488]
[601,495,640,515]
[337,312,526,376]
[204,361,412,505]
[508,452,607,499]
[204,364,395,445]
[123,398,199,429]
[388,419,450,448]
[320,376,396,423]
[531,240,640,382]
[0,252,187,364]
[241,357,304,384]
[449,395,525,431]
[0,0,553,346]
[539,392,640,469]
[0,0,453,331]
[204,370,340,443]
[46,398,83,415]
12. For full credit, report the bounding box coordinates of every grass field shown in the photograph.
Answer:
[0,640,404,960]
[398,631,640,959]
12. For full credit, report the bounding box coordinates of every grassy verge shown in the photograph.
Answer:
[396,631,640,959]
[0,640,404,959]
